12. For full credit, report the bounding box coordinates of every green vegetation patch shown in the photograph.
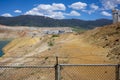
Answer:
[48,40,54,46]
[52,34,59,37]
[72,27,87,33]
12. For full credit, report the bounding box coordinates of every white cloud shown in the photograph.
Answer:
[36,3,66,11]
[66,10,80,16]
[101,0,120,10]
[47,11,65,19]
[90,4,99,10]
[101,11,112,16]
[52,3,66,11]
[69,2,87,10]
[25,7,44,16]
[1,13,12,17]
[37,4,51,11]
[25,3,66,19]
[14,10,22,13]
[82,3,99,14]
[82,10,94,14]
[70,11,80,16]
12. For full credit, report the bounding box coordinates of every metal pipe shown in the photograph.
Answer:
[59,64,119,66]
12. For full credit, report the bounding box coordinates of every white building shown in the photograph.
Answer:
[112,9,120,23]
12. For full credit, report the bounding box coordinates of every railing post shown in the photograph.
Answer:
[55,56,61,80]
[116,64,120,80]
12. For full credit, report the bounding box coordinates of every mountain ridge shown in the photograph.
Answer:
[0,15,112,29]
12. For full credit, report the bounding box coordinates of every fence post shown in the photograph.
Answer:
[57,64,61,80]
[118,64,120,80]
[55,56,61,80]
[116,64,119,80]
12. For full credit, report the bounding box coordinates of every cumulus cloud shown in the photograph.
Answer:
[69,2,87,10]
[82,3,99,14]
[66,10,80,16]
[101,11,112,16]
[52,3,66,10]
[14,10,22,13]
[25,3,66,19]
[82,10,92,14]
[90,4,99,10]
[47,11,65,19]
[25,8,44,16]
[1,13,12,17]
[101,0,120,10]
[70,11,80,16]
[36,3,66,11]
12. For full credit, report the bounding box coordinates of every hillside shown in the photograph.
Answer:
[0,23,119,80]
[1,33,110,64]
[83,22,120,62]
[1,23,120,64]
[0,24,72,40]
[0,15,112,29]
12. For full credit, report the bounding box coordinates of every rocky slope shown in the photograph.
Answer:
[1,33,114,64]
[83,22,120,63]
[0,23,119,80]
[0,25,30,39]
[0,24,72,40]
[1,23,120,64]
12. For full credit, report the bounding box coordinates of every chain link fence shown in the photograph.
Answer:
[0,65,55,80]
[0,57,56,80]
[0,64,119,80]
[0,56,119,80]
[59,64,120,80]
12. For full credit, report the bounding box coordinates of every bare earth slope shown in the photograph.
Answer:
[83,22,120,63]
[1,32,117,65]
[0,23,119,80]
[1,23,120,65]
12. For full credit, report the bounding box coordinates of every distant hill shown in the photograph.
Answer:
[0,15,112,29]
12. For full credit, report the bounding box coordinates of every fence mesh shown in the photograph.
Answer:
[0,66,55,80]
[0,56,119,80]
[60,64,118,80]
[0,57,56,80]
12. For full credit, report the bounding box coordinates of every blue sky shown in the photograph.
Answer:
[0,0,120,20]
